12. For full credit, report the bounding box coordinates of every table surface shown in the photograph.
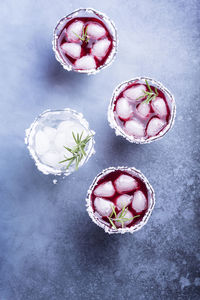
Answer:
[0,1,200,299]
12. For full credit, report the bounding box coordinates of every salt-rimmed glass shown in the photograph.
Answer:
[52,8,118,74]
[108,76,176,144]
[25,109,95,176]
[86,166,155,234]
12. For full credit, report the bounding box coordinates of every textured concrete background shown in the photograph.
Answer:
[0,0,199,299]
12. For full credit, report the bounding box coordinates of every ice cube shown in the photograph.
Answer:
[94,197,113,217]
[86,23,106,39]
[147,117,165,137]
[137,102,150,118]
[124,85,146,102]
[57,121,77,133]
[94,181,115,197]
[59,147,72,161]
[75,55,96,70]
[66,21,84,42]
[116,194,132,209]
[132,190,147,212]
[115,174,138,193]
[43,127,57,142]
[56,121,88,153]
[151,97,167,117]
[91,38,111,60]
[124,119,145,138]
[35,130,50,155]
[41,151,61,168]
[57,120,86,137]
[116,97,132,120]
[61,42,81,59]
[54,132,70,152]
[115,209,133,227]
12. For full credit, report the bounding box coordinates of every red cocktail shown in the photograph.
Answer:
[108,77,176,143]
[86,167,155,234]
[53,8,117,74]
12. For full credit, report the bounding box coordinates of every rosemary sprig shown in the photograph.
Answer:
[136,80,158,104]
[73,26,89,43]
[59,131,93,171]
[108,205,140,229]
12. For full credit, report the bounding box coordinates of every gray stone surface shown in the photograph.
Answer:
[0,0,199,299]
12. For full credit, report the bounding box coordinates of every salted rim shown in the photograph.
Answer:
[52,7,118,75]
[86,166,155,234]
[108,76,176,144]
[25,108,95,176]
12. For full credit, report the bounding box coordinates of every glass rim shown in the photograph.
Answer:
[25,108,95,176]
[108,76,176,144]
[52,7,118,75]
[86,166,155,234]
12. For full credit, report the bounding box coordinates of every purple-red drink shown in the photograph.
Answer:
[53,9,117,74]
[108,77,176,143]
[86,167,155,234]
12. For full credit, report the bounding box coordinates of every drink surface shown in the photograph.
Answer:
[91,170,149,229]
[26,109,95,176]
[113,80,171,140]
[58,17,113,70]
[34,119,87,170]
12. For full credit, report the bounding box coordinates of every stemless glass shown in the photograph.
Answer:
[25,108,95,176]
[53,8,118,74]
[108,76,176,144]
[86,166,155,234]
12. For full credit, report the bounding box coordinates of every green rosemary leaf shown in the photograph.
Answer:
[59,131,93,171]
[108,218,116,229]
[66,157,75,170]
[80,146,86,157]
[72,26,89,43]
[135,80,158,104]
[72,132,77,143]
[108,203,141,229]
[64,146,73,153]
[145,94,151,104]
[118,205,126,219]
[111,205,117,218]
[72,31,84,41]
[145,79,153,93]
[136,94,145,101]
[133,215,141,219]
[109,210,114,219]
[79,131,83,141]
[59,159,68,164]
